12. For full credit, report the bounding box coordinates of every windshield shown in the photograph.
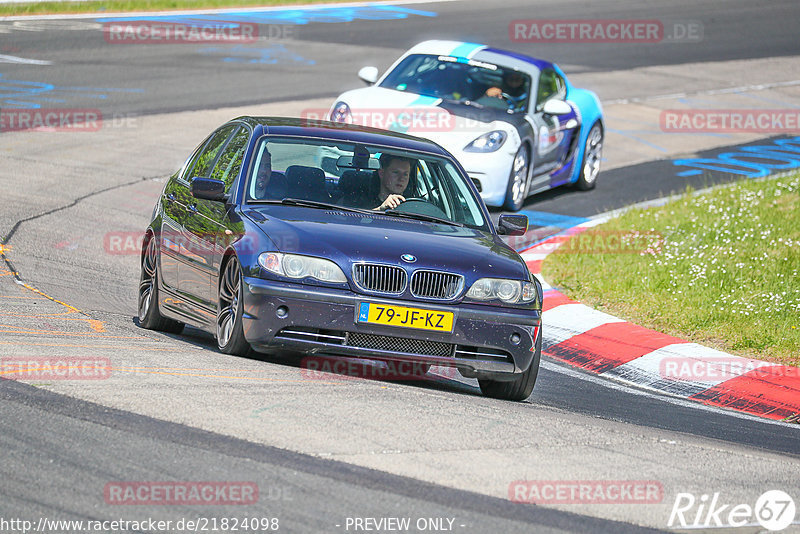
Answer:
[379,54,531,113]
[246,136,488,230]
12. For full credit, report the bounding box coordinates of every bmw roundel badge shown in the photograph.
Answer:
[401,254,416,263]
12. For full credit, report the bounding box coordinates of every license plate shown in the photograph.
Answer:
[357,303,454,333]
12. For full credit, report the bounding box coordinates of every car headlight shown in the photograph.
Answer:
[466,278,537,304]
[258,253,347,283]
[330,101,352,123]
[464,130,507,152]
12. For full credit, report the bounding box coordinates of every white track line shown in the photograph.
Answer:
[0,53,51,65]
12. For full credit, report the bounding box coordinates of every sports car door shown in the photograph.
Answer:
[528,68,579,189]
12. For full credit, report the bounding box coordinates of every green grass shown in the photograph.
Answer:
[0,0,351,16]
[541,173,800,366]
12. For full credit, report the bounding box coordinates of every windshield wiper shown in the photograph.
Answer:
[250,198,373,215]
[382,209,464,227]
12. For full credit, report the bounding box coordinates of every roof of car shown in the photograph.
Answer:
[405,40,554,72]
[231,116,452,156]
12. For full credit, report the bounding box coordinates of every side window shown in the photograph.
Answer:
[187,124,237,180]
[179,141,209,183]
[536,69,564,109]
[210,126,250,192]
[555,73,566,99]
[416,160,452,218]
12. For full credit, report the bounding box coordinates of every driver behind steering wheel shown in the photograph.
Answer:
[372,153,415,211]
[484,71,527,108]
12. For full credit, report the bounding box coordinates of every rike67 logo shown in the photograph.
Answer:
[668,490,796,531]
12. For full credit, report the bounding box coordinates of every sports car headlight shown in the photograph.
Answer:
[464,130,507,152]
[466,278,536,304]
[258,253,347,283]
[330,101,352,123]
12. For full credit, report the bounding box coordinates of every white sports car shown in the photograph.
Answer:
[328,40,604,211]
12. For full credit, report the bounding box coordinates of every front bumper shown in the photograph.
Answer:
[242,277,540,380]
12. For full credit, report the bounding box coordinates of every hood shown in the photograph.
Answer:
[334,87,523,154]
[244,205,528,282]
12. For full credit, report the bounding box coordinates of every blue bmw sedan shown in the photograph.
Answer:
[138,117,543,401]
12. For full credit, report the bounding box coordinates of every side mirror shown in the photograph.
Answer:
[191,177,226,201]
[358,66,379,85]
[541,99,572,116]
[497,214,528,236]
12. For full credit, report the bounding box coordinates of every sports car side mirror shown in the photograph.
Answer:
[541,99,572,116]
[358,66,379,85]
[191,177,226,201]
[497,214,528,236]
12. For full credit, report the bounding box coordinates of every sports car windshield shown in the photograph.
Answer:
[246,136,489,230]
[379,54,531,113]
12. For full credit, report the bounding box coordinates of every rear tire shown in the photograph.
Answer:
[217,255,251,356]
[574,123,603,191]
[478,330,541,401]
[502,146,530,212]
[137,235,184,334]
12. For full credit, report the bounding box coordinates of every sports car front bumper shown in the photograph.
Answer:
[241,277,540,380]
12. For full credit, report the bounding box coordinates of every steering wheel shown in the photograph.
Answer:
[391,198,449,220]
[501,91,528,110]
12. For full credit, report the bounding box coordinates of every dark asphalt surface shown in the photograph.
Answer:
[2,0,799,115]
[0,378,666,534]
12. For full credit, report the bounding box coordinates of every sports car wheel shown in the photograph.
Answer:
[217,255,251,356]
[138,236,184,333]
[503,146,529,211]
[478,329,541,401]
[574,123,603,190]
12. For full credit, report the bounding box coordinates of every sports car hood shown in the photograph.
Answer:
[244,205,529,281]
[335,87,524,153]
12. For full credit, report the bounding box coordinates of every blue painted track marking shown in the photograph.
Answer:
[0,73,142,109]
[199,44,315,65]
[519,210,590,229]
[96,4,437,25]
[673,136,800,177]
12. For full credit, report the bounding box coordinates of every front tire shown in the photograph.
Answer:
[574,123,603,191]
[478,329,541,401]
[502,146,530,212]
[138,235,184,334]
[217,255,251,356]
